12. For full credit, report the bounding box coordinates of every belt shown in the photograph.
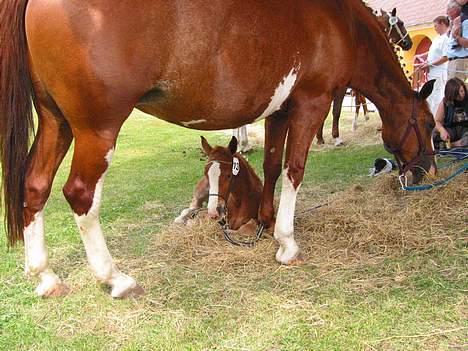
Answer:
[448,56,468,61]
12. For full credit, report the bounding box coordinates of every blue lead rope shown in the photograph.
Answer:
[400,162,468,191]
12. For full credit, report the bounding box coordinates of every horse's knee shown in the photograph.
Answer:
[62,177,94,216]
[286,164,304,188]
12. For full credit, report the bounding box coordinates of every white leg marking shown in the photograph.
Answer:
[255,65,300,122]
[334,137,344,146]
[174,207,196,224]
[74,148,138,297]
[206,162,221,217]
[274,168,300,264]
[24,210,64,296]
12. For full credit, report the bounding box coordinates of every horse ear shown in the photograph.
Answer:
[380,9,387,16]
[391,8,397,16]
[228,136,238,155]
[418,79,436,101]
[200,136,212,155]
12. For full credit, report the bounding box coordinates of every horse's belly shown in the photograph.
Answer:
[136,63,301,130]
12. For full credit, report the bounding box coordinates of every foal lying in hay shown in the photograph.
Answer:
[163,170,466,269]
[175,136,263,236]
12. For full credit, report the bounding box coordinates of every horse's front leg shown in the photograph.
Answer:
[174,176,209,224]
[23,97,73,297]
[259,111,289,229]
[275,92,332,264]
[63,132,144,298]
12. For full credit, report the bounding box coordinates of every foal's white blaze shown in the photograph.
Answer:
[255,65,300,122]
[274,168,300,264]
[74,148,138,297]
[24,210,62,296]
[207,162,221,217]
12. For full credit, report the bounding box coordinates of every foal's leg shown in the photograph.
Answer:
[23,95,73,297]
[63,133,143,298]
[174,176,209,224]
[332,87,346,146]
[259,111,289,228]
[275,93,331,264]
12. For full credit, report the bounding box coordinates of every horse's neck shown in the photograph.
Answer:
[349,7,412,118]
[230,159,258,203]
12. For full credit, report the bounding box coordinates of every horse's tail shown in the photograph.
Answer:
[0,0,34,246]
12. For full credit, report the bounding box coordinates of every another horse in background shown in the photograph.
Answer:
[1,0,435,298]
[316,8,413,145]
[175,136,262,234]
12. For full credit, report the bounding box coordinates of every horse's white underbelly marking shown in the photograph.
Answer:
[181,119,207,127]
[255,65,300,122]
[207,162,221,216]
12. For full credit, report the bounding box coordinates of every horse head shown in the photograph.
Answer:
[201,136,239,220]
[381,80,437,185]
[380,8,413,51]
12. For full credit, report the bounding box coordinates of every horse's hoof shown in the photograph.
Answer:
[334,138,344,146]
[36,281,70,298]
[112,283,145,299]
[275,240,300,265]
[316,139,325,145]
[111,274,144,298]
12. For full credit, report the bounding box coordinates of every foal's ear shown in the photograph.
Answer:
[418,79,436,101]
[228,136,238,155]
[391,8,397,17]
[200,136,212,155]
[380,9,387,17]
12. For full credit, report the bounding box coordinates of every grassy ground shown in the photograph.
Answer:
[0,110,466,351]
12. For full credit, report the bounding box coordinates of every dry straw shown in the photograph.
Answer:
[148,170,466,273]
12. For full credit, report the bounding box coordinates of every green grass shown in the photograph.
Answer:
[0,110,466,351]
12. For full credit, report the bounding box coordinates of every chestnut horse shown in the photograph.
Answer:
[174,136,262,235]
[1,0,435,298]
[316,8,413,145]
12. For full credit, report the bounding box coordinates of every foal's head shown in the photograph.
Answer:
[379,8,412,51]
[201,136,240,220]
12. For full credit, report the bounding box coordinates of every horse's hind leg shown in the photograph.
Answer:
[63,129,143,298]
[352,92,360,132]
[23,92,73,297]
[174,176,209,224]
[332,88,346,146]
[360,94,370,121]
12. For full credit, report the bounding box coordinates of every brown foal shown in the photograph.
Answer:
[175,136,262,235]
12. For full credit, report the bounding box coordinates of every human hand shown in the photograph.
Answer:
[440,128,450,142]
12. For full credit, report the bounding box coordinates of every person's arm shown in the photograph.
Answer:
[434,102,451,141]
[420,57,449,70]
[453,33,468,47]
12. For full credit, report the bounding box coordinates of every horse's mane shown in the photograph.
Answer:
[343,0,412,91]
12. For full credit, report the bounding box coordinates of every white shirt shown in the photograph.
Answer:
[428,33,449,75]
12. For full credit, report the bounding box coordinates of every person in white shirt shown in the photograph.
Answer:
[418,16,450,115]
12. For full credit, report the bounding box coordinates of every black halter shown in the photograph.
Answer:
[385,98,433,187]
[207,159,265,247]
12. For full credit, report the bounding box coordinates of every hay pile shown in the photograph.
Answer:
[149,170,466,272]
